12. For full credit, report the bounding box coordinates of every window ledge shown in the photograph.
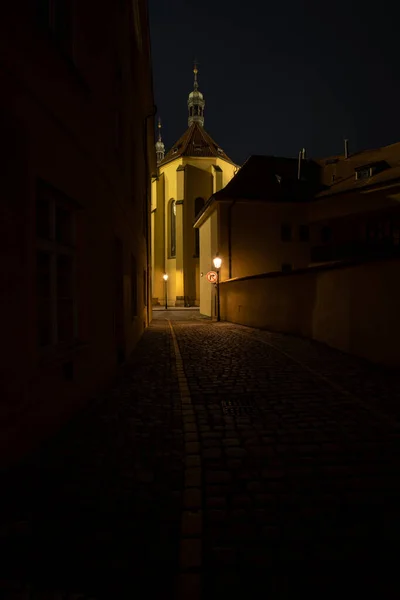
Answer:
[38,339,89,367]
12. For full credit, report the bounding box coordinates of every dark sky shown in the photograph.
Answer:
[149,0,399,166]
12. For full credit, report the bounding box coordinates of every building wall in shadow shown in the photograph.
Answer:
[0,0,156,467]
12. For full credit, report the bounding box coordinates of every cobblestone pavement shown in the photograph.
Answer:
[0,318,182,599]
[2,311,400,598]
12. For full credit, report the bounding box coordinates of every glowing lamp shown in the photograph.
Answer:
[213,256,222,270]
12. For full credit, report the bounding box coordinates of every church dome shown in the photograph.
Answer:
[188,89,204,101]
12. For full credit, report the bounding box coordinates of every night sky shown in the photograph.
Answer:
[149,0,400,166]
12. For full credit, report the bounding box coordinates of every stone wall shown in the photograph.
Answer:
[220,257,400,368]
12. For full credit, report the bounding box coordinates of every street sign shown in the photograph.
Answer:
[206,271,218,283]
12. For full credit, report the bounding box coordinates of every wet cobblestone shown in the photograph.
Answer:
[2,311,400,598]
[172,318,400,598]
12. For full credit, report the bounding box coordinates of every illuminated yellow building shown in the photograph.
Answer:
[151,66,238,306]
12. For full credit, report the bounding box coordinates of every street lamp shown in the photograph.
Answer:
[163,273,168,310]
[213,254,222,322]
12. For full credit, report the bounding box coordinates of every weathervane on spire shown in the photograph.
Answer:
[157,116,162,140]
[193,58,199,90]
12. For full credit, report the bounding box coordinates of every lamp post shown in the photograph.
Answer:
[163,273,168,310]
[213,254,222,322]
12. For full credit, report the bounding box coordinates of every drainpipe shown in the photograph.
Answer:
[297,150,302,180]
[228,199,237,279]
[143,105,157,328]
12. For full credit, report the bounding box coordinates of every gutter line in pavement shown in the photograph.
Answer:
[168,320,202,600]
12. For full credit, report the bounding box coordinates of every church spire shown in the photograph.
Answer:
[155,117,165,164]
[188,61,205,127]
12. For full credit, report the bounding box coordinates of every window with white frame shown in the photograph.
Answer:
[37,0,74,57]
[355,167,371,181]
[36,181,77,347]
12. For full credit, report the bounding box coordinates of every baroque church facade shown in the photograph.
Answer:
[151,66,238,307]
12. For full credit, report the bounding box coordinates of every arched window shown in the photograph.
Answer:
[194,197,205,257]
[170,199,176,257]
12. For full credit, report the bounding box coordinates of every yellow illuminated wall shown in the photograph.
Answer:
[151,153,237,307]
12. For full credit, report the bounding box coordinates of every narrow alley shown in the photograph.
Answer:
[2,311,400,599]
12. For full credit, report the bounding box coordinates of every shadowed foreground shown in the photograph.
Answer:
[2,311,400,598]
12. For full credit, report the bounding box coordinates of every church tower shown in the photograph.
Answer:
[151,65,238,308]
[155,117,165,164]
[187,64,205,127]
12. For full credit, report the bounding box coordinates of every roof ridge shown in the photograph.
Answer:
[180,123,196,155]
[198,125,213,146]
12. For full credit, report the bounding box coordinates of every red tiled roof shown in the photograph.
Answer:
[159,122,235,166]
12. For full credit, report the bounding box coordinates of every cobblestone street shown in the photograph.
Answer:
[2,310,400,598]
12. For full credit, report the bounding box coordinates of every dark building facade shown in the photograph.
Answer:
[309,143,400,265]
[0,1,156,466]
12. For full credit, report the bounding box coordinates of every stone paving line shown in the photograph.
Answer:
[168,320,202,600]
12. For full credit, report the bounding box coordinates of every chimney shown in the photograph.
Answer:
[344,139,349,159]
[297,150,302,180]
